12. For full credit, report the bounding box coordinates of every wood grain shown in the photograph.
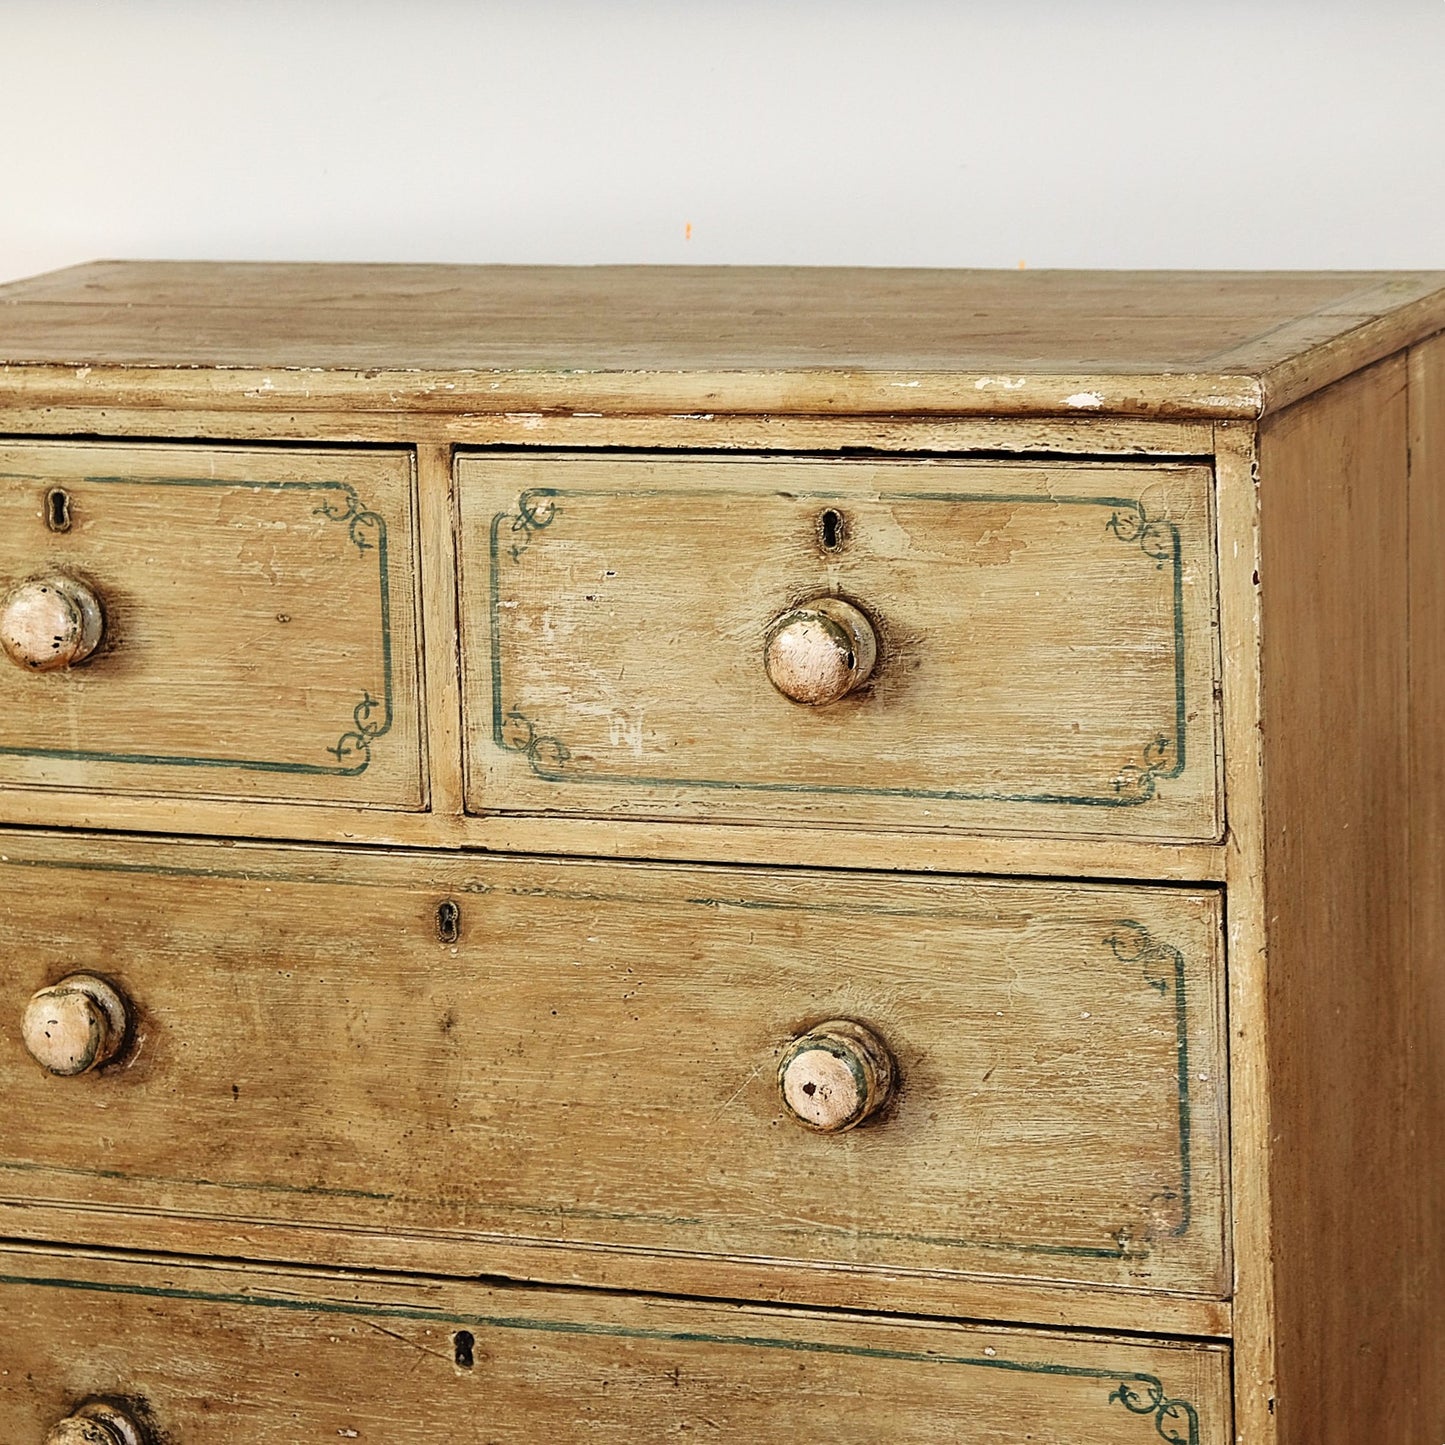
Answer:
[1408,334,1445,1440]
[1255,357,1418,1444]
[1213,422,1279,1445]
[0,1198,1232,1339]
[0,441,423,808]
[415,442,461,816]
[0,1244,1235,1445]
[0,830,1229,1309]
[0,404,1221,454]
[459,454,1221,841]
[0,787,1231,878]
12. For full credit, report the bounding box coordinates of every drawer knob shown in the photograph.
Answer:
[0,575,105,671]
[46,1402,147,1445]
[21,975,129,1076]
[763,597,877,705]
[778,1019,895,1132]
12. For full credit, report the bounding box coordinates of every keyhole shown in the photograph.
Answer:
[818,508,845,552]
[436,901,461,943]
[454,1330,475,1368]
[46,488,71,533]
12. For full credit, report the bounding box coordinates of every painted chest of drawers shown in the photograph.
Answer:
[0,262,1440,1444]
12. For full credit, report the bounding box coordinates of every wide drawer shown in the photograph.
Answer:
[0,441,422,807]
[0,833,1229,1306]
[458,454,1220,840]
[0,1247,1233,1444]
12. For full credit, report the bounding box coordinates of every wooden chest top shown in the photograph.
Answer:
[2,261,1444,417]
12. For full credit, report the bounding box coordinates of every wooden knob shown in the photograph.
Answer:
[22,975,129,1076]
[778,1020,895,1133]
[763,597,877,705]
[46,1402,147,1445]
[0,575,105,671]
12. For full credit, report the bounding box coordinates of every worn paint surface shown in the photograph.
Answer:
[0,441,423,807]
[460,455,1221,840]
[0,831,1229,1305]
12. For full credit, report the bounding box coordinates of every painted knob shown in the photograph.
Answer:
[778,1020,896,1133]
[0,575,105,671]
[763,597,877,706]
[46,1402,147,1445]
[22,975,129,1077]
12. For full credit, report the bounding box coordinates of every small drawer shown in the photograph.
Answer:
[0,833,1229,1307]
[0,1247,1233,1443]
[0,441,422,807]
[457,453,1220,840]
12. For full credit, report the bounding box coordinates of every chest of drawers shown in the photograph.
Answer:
[0,262,1439,1444]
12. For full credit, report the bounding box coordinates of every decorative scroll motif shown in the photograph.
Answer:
[1107,502,1179,569]
[1104,920,1193,1236]
[493,490,566,774]
[506,488,560,561]
[315,484,385,553]
[1103,504,1187,805]
[312,483,394,775]
[499,709,572,778]
[329,692,387,769]
[1107,918,1184,995]
[1111,734,1178,803]
[1110,1375,1201,1444]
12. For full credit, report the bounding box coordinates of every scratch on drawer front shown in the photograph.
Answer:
[363,1318,453,1363]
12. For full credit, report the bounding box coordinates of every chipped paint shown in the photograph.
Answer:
[1064,391,1105,409]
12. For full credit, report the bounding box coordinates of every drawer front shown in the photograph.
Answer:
[0,833,1229,1302]
[458,454,1220,840]
[0,442,422,807]
[0,1249,1233,1444]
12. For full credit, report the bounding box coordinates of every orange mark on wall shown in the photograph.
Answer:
[685,222,693,241]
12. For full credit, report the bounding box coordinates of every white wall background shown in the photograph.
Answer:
[3,0,1444,285]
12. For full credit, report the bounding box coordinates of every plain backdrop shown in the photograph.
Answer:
[3,0,1444,286]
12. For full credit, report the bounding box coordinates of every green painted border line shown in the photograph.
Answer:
[0,1157,391,1203]
[0,1157,1137,1264]
[1106,922,1197,1240]
[0,473,394,777]
[487,485,1189,807]
[0,1269,1203,1442]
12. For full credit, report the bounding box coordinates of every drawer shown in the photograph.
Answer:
[0,442,422,807]
[457,454,1220,840]
[0,1247,1233,1444]
[0,833,1229,1306]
